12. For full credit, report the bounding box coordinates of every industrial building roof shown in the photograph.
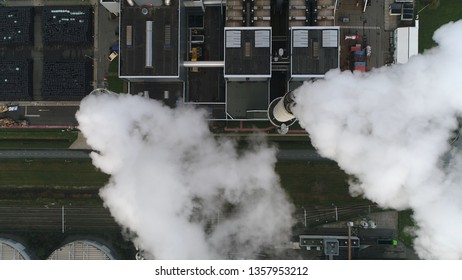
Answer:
[224,27,271,78]
[226,81,269,119]
[394,20,419,64]
[291,26,340,78]
[130,81,183,108]
[119,1,180,78]
[117,3,343,121]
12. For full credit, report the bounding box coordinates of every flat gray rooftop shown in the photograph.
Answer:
[225,28,271,77]
[120,2,179,77]
[226,81,268,119]
[130,81,183,108]
[291,27,339,77]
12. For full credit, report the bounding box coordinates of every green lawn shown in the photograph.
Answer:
[0,159,108,206]
[0,159,108,187]
[417,0,462,52]
[0,127,363,209]
[107,75,125,93]
[0,128,78,149]
[107,56,126,93]
[0,158,364,209]
[108,56,119,74]
[276,162,371,207]
[398,210,416,247]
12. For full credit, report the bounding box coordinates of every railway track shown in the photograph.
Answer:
[0,205,120,232]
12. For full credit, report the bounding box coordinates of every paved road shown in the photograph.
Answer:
[336,0,394,69]
[0,148,330,161]
[0,149,90,159]
[277,149,332,162]
[1,105,79,127]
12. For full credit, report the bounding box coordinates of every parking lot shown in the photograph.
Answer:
[336,0,397,71]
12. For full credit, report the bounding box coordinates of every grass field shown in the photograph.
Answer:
[417,0,462,52]
[107,57,125,93]
[0,157,363,209]
[108,56,119,73]
[398,210,416,247]
[0,129,78,149]
[0,159,108,205]
[107,76,125,93]
[0,159,108,187]
[276,162,371,207]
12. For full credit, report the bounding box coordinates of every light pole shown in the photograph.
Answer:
[332,204,338,222]
[302,207,307,228]
[347,221,354,260]
[62,206,65,233]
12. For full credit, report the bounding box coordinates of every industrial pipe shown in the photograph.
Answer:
[182,61,225,68]
[267,89,297,131]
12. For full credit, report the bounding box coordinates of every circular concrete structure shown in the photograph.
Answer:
[48,239,116,260]
[0,237,31,260]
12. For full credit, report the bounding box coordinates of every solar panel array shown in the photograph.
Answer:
[42,60,92,101]
[401,2,414,21]
[0,7,33,46]
[0,60,33,101]
[42,6,93,45]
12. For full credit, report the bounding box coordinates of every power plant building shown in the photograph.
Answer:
[290,26,340,79]
[117,0,340,121]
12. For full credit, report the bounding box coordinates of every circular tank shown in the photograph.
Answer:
[48,239,116,260]
[0,237,32,260]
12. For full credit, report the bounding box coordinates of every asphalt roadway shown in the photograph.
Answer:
[1,104,80,128]
[0,149,90,159]
[0,148,330,162]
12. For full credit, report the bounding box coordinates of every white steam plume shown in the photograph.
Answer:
[293,21,462,259]
[76,93,294,259]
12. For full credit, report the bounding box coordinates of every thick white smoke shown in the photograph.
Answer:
[293,21,462,259]
[76,93,294,259]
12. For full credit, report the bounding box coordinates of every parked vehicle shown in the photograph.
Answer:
[0,104,19,113]
[345,34,361,40]
[107,51,118,62]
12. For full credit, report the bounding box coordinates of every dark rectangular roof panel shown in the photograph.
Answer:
[226,81,269,119]
[0,60,33,101]
[120,2,180,78]
[224,27,271,78]
[390,3,402,15]
[42,6,93,45]
[403,3,414,9]
[42,60,92,101]
[130,81,183,108]
[0,7,33,46]
[401,13,413,21]
[291,27,339,78]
